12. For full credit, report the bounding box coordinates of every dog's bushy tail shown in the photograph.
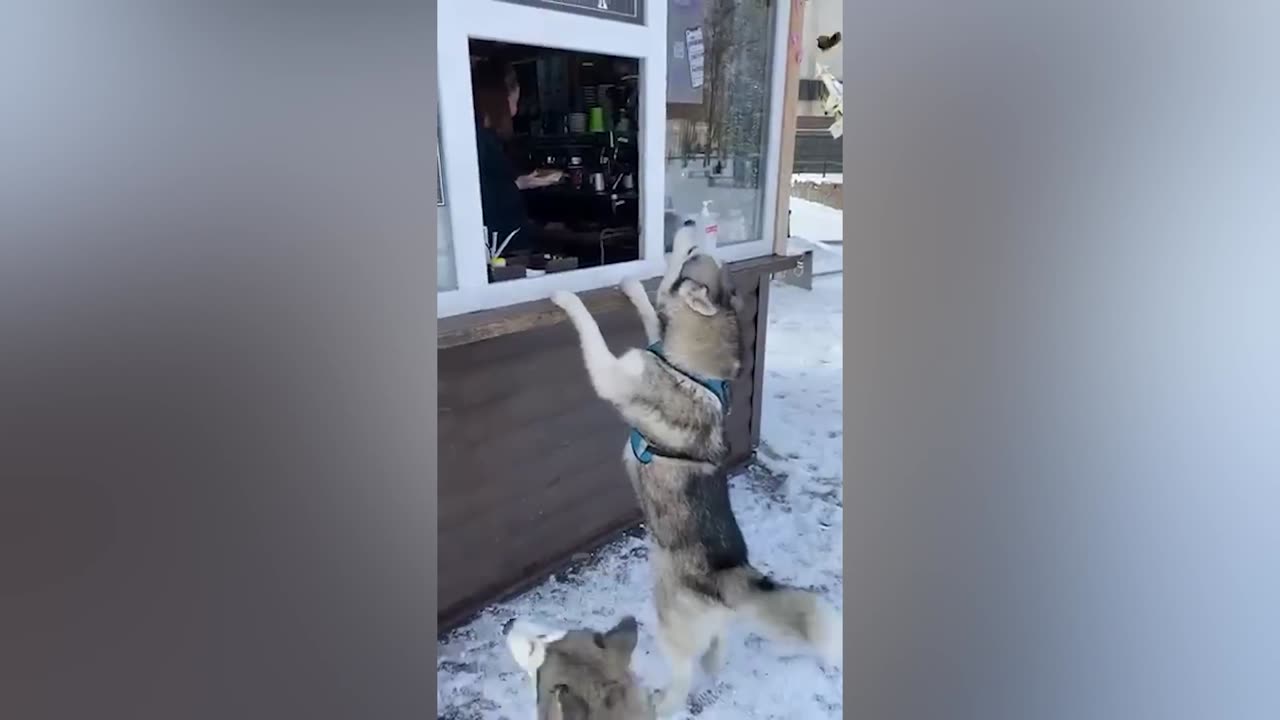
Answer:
[718,566,842,666]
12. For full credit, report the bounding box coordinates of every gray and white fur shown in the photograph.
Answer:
[551,224,841,716]
[504,616,655,720]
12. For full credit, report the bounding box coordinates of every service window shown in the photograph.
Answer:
[436,0,788,318]
[468,40,643,284]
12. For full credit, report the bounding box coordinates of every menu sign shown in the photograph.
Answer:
[684,26,705,89]
[493,0,643,26]
[666,0,705,104]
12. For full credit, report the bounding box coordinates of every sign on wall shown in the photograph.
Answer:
[667,0,705,103]
[684,26,705,89]
[493,0,643,26]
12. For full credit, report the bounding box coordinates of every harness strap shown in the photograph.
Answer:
[628,429,696,464]
[646,342,731,407]
[630,342,731,465]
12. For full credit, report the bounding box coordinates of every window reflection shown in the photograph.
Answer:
[665,0,776,248]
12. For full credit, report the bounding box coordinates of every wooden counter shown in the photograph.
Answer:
[437,253,799,629]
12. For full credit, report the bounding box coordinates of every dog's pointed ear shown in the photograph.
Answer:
[504,619,567,677]
[677,280,718,316]
[602,615,639,660]
[551,685,590,720]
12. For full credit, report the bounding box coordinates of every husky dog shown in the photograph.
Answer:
[504,616,655,719]
[550,224,841,716]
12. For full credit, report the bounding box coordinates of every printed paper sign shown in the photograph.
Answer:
[684,27,704,55]
[685,27,705,89]
[666,1,706,104]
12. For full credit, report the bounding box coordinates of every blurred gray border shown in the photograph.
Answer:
[839,1,853,713]
[842,2,1279,719]
[1,4,440,718]
[428,3,441,711]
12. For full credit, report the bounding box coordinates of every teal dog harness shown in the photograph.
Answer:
[629,342,731,464]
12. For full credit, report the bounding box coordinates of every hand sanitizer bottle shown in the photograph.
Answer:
[700,199,719,251]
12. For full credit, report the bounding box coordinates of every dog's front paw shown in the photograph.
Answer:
[670,224,698,262]
[550,290,581,313]
[619,277,645,297]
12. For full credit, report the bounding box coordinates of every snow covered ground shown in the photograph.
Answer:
[786,197,844,278]
[437,202,845,720]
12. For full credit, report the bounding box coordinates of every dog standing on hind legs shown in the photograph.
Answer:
[551,223,842,716]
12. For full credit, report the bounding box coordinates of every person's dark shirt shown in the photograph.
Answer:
[475,125,535,254]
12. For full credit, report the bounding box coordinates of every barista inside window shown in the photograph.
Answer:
[471,58,564,258]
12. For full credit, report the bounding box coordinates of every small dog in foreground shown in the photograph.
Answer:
[504,616,655,719]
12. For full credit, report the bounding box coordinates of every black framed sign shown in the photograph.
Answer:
[493,0,643,26]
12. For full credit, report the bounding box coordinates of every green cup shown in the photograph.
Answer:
[588,106,605,133]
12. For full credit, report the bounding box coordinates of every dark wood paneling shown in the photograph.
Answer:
[749,276,772,447]
[725,279,761,465]
[438,309,645,626]
[438,260,793,628]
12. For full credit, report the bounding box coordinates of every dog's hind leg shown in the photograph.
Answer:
[721,568,843,667]
[619,278,661,345]
[654,614,701,717]
[653,584,727,716]
[699,632,727,676]
[551,291,645,402]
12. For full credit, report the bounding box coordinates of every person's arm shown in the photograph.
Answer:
[515,169,564,190]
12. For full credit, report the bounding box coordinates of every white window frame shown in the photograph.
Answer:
[437,0,790,318]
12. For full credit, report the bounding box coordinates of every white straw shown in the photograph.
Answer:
[492,227,521,260]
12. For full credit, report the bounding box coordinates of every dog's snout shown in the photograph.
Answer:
[502,618,516,636]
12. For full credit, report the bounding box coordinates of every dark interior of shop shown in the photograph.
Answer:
[470,39,642,282]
